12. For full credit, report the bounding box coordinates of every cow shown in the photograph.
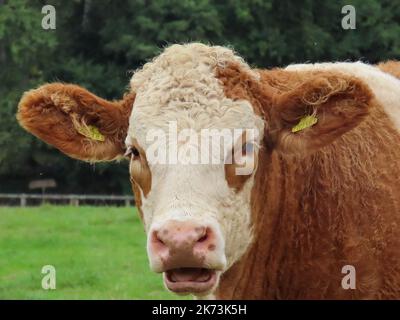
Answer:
[17,43,400,299]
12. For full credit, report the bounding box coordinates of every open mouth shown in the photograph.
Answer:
[164,268,218,294]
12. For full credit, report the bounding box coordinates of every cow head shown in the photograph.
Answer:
[17,43,372,297]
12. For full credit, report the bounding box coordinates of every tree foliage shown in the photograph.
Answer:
[0,0,399,194]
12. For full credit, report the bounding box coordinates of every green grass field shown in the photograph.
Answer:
[0,205,189,300]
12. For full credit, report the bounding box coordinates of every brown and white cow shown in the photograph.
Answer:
[17,43,400,299]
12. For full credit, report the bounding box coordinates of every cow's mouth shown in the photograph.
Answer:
[164,268,218,294]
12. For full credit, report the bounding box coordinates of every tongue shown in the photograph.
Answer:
[170,268,211,282]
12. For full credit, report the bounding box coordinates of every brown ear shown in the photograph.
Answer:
[268,71,373,154]
[17,83,135,161]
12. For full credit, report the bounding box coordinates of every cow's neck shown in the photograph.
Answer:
[215,105,400,299]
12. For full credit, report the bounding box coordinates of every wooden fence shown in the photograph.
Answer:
[0,193,135,207]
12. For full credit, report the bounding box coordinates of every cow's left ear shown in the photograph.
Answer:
[268,72,373,154]
[17,83,135,162]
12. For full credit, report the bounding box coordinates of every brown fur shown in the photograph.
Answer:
[217,64,372,154]
[378,60,400,79]
[131,180,144,222]
[17,83,135,161]
[215,63,400,299]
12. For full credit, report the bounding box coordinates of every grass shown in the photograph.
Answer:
[0,205,189,300]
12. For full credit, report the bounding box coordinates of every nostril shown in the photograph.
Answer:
[194,226,217,253]
[198,234,208,243]
[196,227,210,243]
[151,230,166,247]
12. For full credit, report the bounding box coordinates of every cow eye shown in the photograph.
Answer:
[125,146,140,160]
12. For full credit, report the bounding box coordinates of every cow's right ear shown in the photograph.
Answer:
[17,83,135,162]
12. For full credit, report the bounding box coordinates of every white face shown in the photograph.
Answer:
[125,44,264,296]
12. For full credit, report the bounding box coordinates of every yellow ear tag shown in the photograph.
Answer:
[75,123,105,142]
[70,114,105,142]
[291,115,318,133]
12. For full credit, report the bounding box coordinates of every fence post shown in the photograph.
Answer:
[125,198,130,207]
[20,194,27,207]
[70,197,79,206]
